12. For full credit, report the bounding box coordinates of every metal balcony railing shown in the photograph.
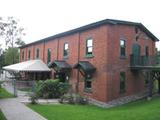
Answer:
[130,55,159,67]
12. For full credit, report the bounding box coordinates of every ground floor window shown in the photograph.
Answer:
[85,78,92,91]
[54,72,69,83]
[120,72,126,93]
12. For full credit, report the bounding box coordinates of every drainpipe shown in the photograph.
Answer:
[43,40,46,62]
[57,38,60,60]
[33,44,35,60]
[76,32,80,93]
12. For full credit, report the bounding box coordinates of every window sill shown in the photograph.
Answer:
[85,54,94,58]
[63,56,69,59]
[119,56,127,59]
[84,88,92,93]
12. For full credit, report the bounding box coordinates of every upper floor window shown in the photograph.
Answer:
[86,38,93,55]
[36,48,39,59]
[120,72,126,93]
[22,51,24,61]
[28,49,31,60]
[120,39,126,57]
[47,48,51,63]
[63,43,69,57]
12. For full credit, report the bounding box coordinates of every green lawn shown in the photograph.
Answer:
[28,97,160,120]
[0,87,14,98]
[0,110,6,120]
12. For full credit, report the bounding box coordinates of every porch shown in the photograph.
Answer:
[130,54,160,99]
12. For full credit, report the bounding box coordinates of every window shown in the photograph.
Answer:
[120,39,126,57]
[47,48,51,63]
[85,78,92,90]
[36,48,39,59]
[63,43,69,57]
[145,46,149,57]
[120,72,126,93]
[22,51,24,61]
[28,49,31,60]
[86,38,93,55]
[84,74,92,92]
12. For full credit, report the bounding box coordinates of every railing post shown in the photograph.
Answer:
[13,79,17,97]
[148,71,153,100]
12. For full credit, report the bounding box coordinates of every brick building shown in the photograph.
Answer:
[19,19,159,103]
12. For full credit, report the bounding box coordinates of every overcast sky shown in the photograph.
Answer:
[0,0,160,50]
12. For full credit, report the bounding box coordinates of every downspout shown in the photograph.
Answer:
[76,32,80,93]
[33,44,35,60]
[106,25,110,102]
[43,40,46,62]
[57,38,60,60]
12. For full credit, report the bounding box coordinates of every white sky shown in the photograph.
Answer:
[0,0,160,50]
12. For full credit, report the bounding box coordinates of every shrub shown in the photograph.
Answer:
[35,79,71,99]
[29,93,38,104]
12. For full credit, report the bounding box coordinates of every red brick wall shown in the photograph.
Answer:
[106,24,156,101]
[77,25,108,102]
[19,24,156,103]
[44,39,58,64]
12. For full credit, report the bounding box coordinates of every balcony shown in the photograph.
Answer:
[130,55,159,69]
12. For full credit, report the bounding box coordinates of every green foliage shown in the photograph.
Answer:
[4,47,19,65]
[0,88,13,98]
[29,97,160,120]
[0,50,5,68]
[0,109,6,120]
[0,17,25,48]
[35,79,71,99]
[29,93,38,104]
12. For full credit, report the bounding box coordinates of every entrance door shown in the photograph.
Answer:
[54,72,68,82]
[132,44,141,65]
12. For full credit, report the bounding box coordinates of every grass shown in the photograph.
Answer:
[0,87,14,98]
[0,110,6,120]
[28,97,160,120]
[0,109,6,120]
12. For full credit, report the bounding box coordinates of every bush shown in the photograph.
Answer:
[29,93,38,104]
[35,79,71,99]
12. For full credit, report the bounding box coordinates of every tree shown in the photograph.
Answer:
[0,45,4,69]
[0,16,25,48]
[4,47,19,65]
[0,17,25,64]
[0,51,5,68]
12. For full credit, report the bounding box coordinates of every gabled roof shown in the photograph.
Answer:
[3,60,51,72]
[20,19,159,48]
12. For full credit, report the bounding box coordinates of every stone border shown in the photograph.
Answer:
[89,91,148,108]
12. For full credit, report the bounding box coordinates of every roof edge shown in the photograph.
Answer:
[19,19,159,48]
